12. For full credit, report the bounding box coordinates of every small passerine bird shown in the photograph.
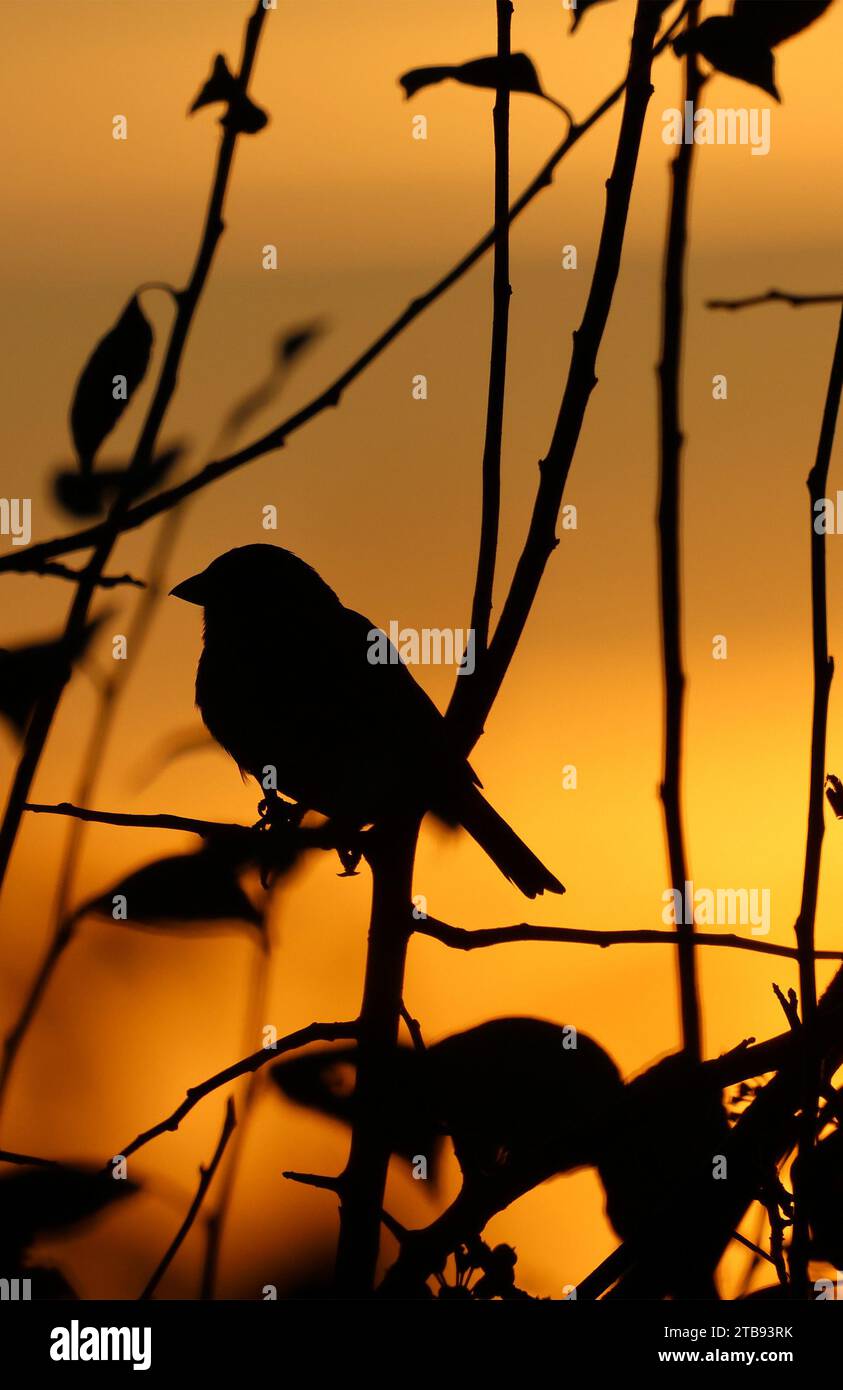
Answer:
[170,544,563,898]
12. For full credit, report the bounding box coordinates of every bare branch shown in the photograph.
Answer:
[446,0,668,750]
[657,0,703,1062]
[21,799,356,856]
[114,1021,358,1163]
[707,289,843,312]
[414,914,843,963]
[31,562,144,589]
[0,1149,65,1169]
[139,1098,236,1300]
[790,303,843,1290]
[0,8,690,580]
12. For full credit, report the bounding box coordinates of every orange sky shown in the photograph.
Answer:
[1,0,842,1298]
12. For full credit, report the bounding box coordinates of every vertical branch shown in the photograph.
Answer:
[334,818,419,1296]
[790,303,843,1290]
[0,0,270,903]
[656,1,703,1062]
[457,0,512,683]
[447,0,665,751]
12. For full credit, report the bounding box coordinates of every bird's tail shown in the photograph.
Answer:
[456,783,564,899]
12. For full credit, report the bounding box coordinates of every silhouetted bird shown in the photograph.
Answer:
[170,545,563,898]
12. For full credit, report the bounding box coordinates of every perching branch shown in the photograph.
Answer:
[0,7,689,580]
[447,0,668,750]
[656,0,703,1062]
[139,1098,236,1300]
[707,289,843,312]
[415,915,843,963]
[334,818,419,1296]
[114,1021,358,1164]
[0,0,271,902]
[21,800,355,856]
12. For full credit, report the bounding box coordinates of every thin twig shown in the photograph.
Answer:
[657,0,703,1061]
[0,8,690,580]
[731,1230,776,1267]
[0,1148,65,1169]
[790,303,843,1292]
[139,1098,236,1300]
[415,914,843,961]
[400,1000,427,1052]
[283,1170,407,1242]
[467,0,511,659]
[446,0,668,750]
[21,799,353,855]
[707,290,843,312]
[114,1021,358,1163]
[0,1,270,903]
[32,562,144,589]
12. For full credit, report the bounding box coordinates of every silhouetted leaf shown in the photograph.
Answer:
[732,0,833,47]
[400,53,548,102]
[272,1018,622,1196]
[674,18,780,100]
[430,1018,621,1189]
[276,321,325,367]
[220,321,326,441]
[70,296,154,474]
[596,1054,730,1246]
[221,92,269,134]
[0,622,101,739]
[53,444,183,518]
[0,1168,137,1265]
[190,54,239,112]
[79,846,262,931]
[826,773,843,819]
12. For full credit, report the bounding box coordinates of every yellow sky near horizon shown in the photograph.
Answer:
[0,0,842,1298]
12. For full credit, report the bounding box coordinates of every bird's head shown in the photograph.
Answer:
[170,544,340,623]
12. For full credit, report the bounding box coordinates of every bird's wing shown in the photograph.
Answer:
[339,608,480,791]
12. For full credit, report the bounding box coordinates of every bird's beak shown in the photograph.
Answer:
[169,571,208,606]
